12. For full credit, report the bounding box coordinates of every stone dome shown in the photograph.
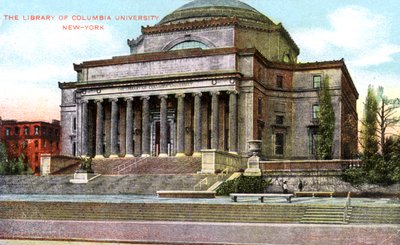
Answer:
[158,0,274,26]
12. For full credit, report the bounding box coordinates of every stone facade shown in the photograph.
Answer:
[59,0,358,161]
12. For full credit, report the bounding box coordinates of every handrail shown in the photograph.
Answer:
[218,167,230,180]
[193,177,208,191]
[343,191,351,223]
[111,157,149,175]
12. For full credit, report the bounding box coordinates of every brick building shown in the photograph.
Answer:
[0,119,61,173]
[59,0,358,161]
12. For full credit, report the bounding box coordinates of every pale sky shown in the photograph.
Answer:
[0,0,399,123]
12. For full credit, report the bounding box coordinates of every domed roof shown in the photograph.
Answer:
[158,0,274,26]
[177,0,257,12]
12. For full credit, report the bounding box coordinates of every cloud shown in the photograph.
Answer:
[293,6,400,67]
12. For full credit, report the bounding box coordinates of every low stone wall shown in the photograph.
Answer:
[266,171,400,194]
[201,150,244,173]
[261,159,361,171]
[42,155,81,174]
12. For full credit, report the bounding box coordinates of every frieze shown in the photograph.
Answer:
[86,54,235,82]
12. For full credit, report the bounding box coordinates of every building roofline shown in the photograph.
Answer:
[74,47,238,71]
[0,120,60,126]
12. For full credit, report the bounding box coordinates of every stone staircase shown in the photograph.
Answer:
[0,201,307,223]
[349,206,400,224]
[300,205,349,224]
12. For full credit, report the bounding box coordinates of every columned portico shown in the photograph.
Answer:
[94,99,104,158]
[176,94,186,157]
[125,97,134,158]
[76,84,241,159]
[141,96,151,157]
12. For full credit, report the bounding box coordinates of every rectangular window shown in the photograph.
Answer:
[275,133,284,155]
[34,140,38,149]
[276,115,284,125]
[49,128,53,137]
[35,153,39,162]
[312,104,320,119]
[258,98,263,116]
[34,126,40,135]
[5,128,10,136]
[24,127,29,135]
[276,75,283,88]
[313,75,321,89]
[42,127,46,136]
[14,127,20,136]
[73,118,77,131]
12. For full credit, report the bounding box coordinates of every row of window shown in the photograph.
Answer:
[4,126,59,137]
[274,75,322,89]
[8,140,59,150]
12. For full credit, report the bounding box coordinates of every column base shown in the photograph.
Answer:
[124,154,134,158]
[158,153,168,158]
[109,154,119,158]
[192,152,202,157]
[228,151,239,155]
[141,153,150,157]
[175,152,186,157]
[94,155,104,159]
[244,168,262,177]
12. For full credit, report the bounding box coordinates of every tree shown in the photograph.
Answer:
[361,85,378,160]
[376,86,400,153]
[317,76,335,159]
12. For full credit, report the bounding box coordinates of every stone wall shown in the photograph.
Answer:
[266,171,400,194]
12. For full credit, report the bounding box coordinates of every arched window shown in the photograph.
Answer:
[169,41,208,51]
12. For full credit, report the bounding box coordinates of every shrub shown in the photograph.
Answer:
[216,175,271,196]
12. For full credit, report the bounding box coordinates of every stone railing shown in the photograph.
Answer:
[260,159,362,172]
[200,149,244,174]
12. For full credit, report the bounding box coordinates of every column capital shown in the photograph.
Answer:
[124,97,134,102]
[94,98,103,103]
[110,98,119,103]
[175,93,185,98]
[227,90,239,95]
[141,96,150,101]
[210,91,220,96]
[158,94,168,100]
[81,98,89,104]
[192,92,202,97]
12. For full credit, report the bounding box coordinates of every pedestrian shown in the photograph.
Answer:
[283,181,288,194]
[298,180,303,192]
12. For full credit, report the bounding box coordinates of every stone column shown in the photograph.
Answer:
[81,99,89,157]
[159,95,168,157]
[176,93,186,157]
[192,92,202,157]
[94,99,104,158]
[211,91,220,149]
[141,96,150,157]
[125,97,134,157]
[228,91,238,153]
[110,98,119,158]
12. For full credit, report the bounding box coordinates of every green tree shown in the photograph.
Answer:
[317,76,335,160]
[361,85,379,161]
